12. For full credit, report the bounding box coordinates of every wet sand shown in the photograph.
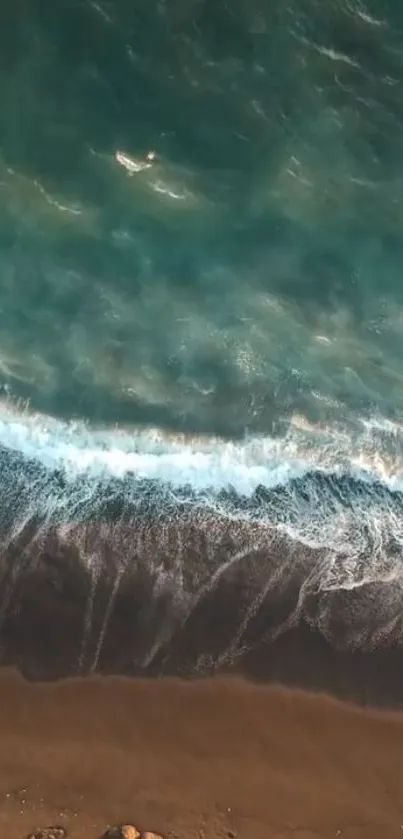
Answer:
[1,671,403,839]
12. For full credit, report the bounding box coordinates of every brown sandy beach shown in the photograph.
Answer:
[1,672,403,839]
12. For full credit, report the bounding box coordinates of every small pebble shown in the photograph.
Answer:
[121,828,141,839]
[103,826,141,839]
[27,829,68,839]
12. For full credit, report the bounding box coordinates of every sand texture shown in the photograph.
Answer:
[0,670,403,839]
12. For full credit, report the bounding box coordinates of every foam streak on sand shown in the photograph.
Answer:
[0,401,403,698]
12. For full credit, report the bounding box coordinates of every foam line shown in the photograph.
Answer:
[0,402,402,496]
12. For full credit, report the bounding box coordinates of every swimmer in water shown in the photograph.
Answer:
[115,149,157,175]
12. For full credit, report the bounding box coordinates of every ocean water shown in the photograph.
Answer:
[1,0,403,686]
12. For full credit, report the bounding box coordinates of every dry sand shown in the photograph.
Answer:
[1,671,403,839]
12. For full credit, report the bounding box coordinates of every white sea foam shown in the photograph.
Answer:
[0,399,402,496]
[1,399,403,658]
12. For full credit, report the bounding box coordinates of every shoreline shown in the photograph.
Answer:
[0,446,402,705]
[1,669,403,839]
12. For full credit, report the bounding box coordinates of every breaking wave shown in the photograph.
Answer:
[0,398,403,691]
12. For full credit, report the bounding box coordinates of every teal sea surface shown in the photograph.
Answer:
[1,0,403,442]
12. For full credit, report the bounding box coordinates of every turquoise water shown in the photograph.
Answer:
[1,0,403,440]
